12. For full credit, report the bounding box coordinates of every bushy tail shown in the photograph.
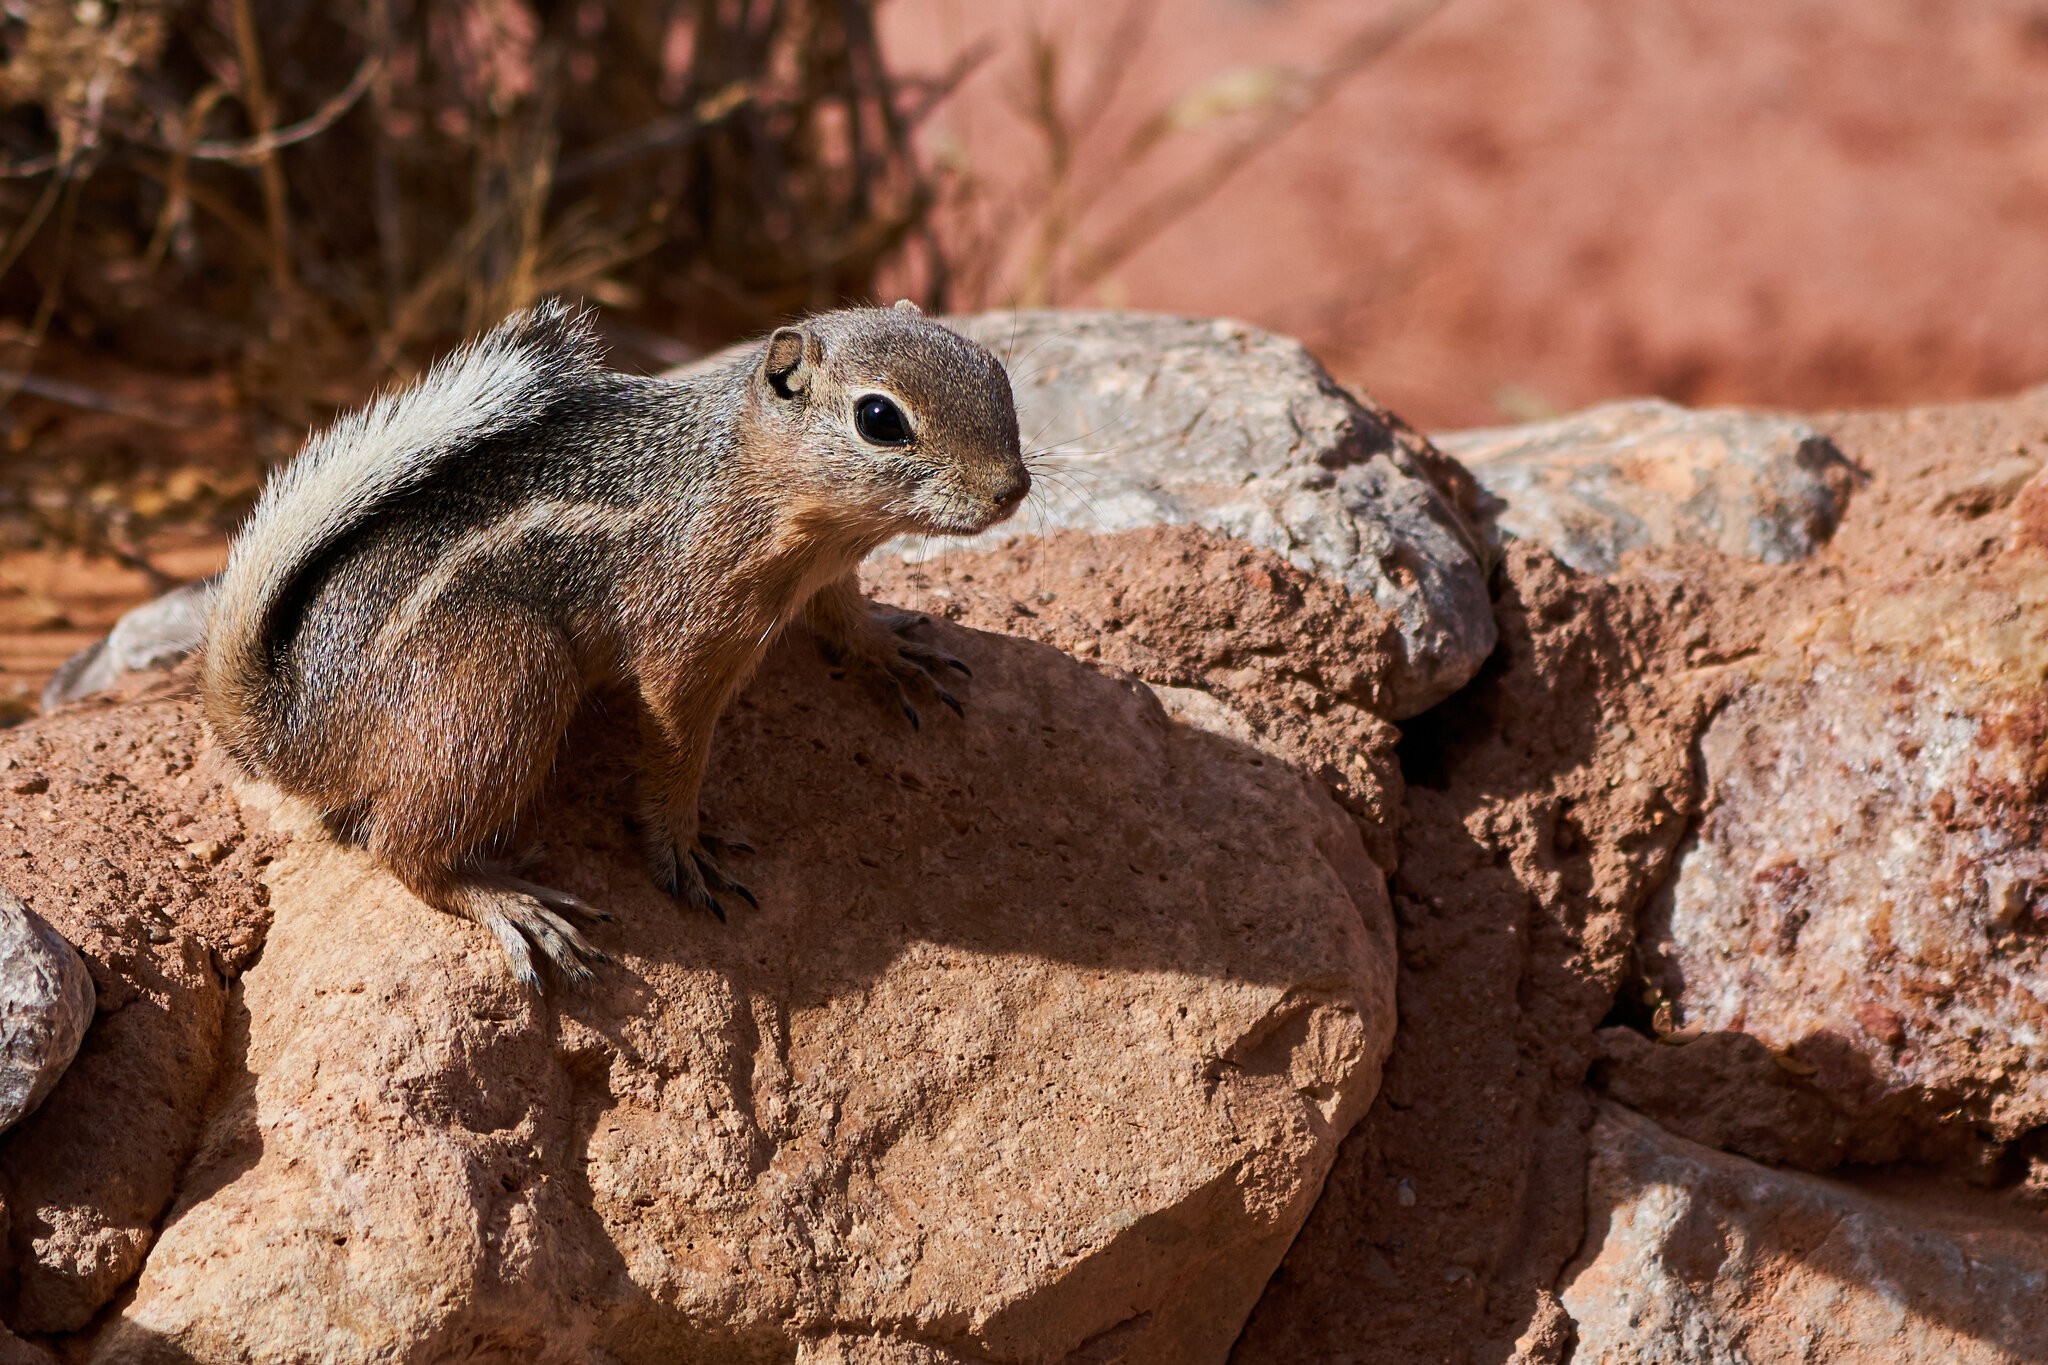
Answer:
[201,300,604,766]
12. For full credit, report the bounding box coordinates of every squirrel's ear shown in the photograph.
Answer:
[762,326,813,398]
[891,299,922,316]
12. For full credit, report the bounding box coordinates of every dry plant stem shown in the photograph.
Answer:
[495,94,559,331]
[141,85,229,273]
[1072,0,1161,138]
[0,165,83,412]
[130,156,275,263]
[0,163,66,296]
[1066,0,1446,293]
[1017,32,1074,308]
[227,0,296,323]
[368,0,405,325]
[174,58,380,164]
[0,0,941,450]
[1009,0,1156,305]
[900,39,997,129]
[551,84,751,186]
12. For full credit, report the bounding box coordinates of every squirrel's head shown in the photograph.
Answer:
[744,301,1028,540]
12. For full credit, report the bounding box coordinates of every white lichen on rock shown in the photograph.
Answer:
[0,891,94,1134]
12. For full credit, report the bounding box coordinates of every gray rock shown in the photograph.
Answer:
[41,577,215,711]
[1441,398,1858,575]
[0,891,94,1134]
[1563,1104,2048,1365]
[70,315,1499,720]
[916,312,1497,718]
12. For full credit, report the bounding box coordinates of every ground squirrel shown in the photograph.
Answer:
[201,299,1028,988]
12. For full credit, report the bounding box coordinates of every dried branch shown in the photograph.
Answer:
[0,150,62,179]
[554,81,752,186]
[167,57,380,165]
[900,37,998,129]
[226,0,296,311]
[0,369,200,426]
[1066,0,1446,292]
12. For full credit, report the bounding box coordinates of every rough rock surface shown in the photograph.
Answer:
[61,617,1392,1362]
[1240,392,2048,1362]
[1442,398,1859,574]
[1563,1104,2048,1365]
[1235,542,1713,1365]
[0,1324,54,1365]
[865,526,1405,869]
[1639,563,2048,1144]
[0,894,93,1135]
[0,679,278,1333]
[2006,459,2048,555]
[919,311,1495,718]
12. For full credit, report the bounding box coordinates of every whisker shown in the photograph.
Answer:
[1026,468,1110,530]
[1025,447,1118,476]
[1002,323,1082,385]
[1024,450,1111,482]
[1022,407,1066,453]
[1022,407,1134,459]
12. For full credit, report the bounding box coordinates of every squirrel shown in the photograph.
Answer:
[201,299,1028,989]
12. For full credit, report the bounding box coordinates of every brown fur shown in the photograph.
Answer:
[203,301,1025,988]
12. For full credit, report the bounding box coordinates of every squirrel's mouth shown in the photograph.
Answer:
[916,467,1031,537]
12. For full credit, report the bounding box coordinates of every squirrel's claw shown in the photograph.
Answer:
[694,847,759,909]
[495,873,613,923]
[880,644,969,729]
[473,887,611,991]
[891,631,972,679]
[822,610,976,730]
[648,833,755,921]
[870,637,976,731]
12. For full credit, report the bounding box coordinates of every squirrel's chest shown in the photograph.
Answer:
[611,535,856,678]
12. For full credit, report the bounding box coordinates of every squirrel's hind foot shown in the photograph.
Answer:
[461,879,612,991]
[647,832,756,923]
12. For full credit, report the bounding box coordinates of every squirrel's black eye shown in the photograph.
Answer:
[854,394,911,446]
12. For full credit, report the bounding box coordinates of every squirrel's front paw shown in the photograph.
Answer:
[646,829,756,922]
[824,610,972,731]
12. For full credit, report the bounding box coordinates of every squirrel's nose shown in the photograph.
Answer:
[994,469,1031,511]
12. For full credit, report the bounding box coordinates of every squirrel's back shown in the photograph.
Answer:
[201,301,606,770]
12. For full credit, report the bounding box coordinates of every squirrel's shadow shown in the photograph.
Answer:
[526,616,1384,1013]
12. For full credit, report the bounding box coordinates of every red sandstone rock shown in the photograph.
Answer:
[0,684,278,1333]
[26,620,1393,1363]
[1563,1104,2048,1365]
[1641,566,2048,1144]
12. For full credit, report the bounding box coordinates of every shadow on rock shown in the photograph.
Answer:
[1235,543,1709,1365]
